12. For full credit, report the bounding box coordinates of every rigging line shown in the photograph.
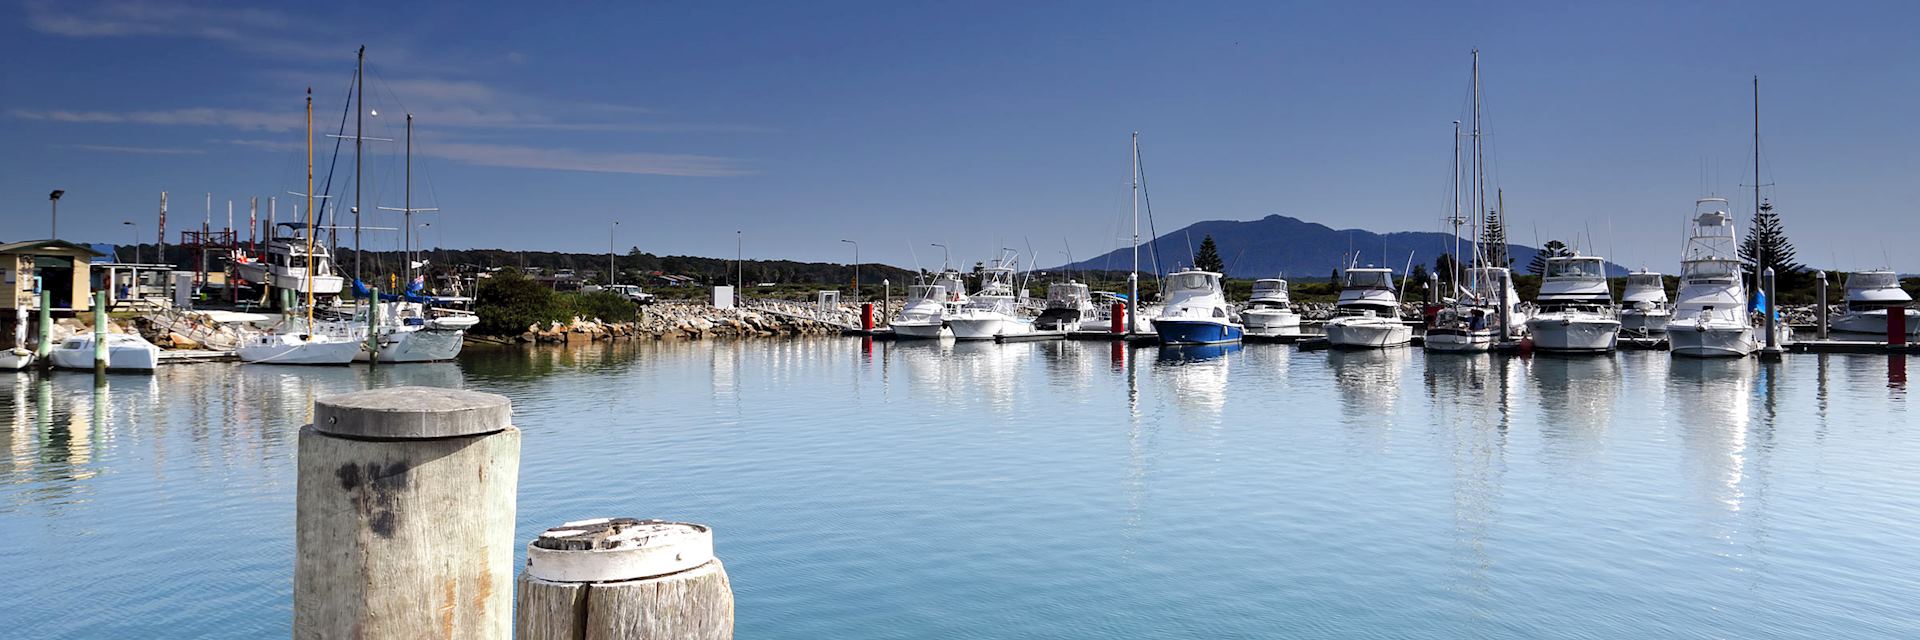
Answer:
[1137,143,1163,284]
[319,69,356,246]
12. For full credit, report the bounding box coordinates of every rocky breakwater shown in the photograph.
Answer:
[484,302,848,344]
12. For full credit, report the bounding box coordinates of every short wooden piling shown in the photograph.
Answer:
[366,289,382,364]
[35,290,51,357]
[517,518,734,640]
[293,386,521,640]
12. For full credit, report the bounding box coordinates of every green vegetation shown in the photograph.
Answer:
[1193,235,1225,272]
[473,269,640,335]
[1740,200,1807,288]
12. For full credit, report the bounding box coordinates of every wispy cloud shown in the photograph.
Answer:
[64,143,206,155]
[215,138,750,177]
[12,107,298,132]
[23,0,339,61]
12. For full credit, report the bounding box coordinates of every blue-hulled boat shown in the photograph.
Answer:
[1153,269,1243,345]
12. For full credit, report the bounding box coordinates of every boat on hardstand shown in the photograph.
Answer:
[49,333,161,372]
[1324,267,1413,349]
[1524,255,1621,353]
[890,282,950,339]
[947,263,1035,340]
[1620,270,1672,337]
[1154,269,1243,345]
[1241,278,1301,336]
[1831,270,1918,336]
[1668,199,1762,357]
[234,223,346,299]
[1426,267,1521,353]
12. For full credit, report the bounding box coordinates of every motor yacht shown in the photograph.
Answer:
[1324,267,1413,348]
[1620,270,1672,336]
[1831,270,1918,336]
[1524,256,1621,353]
[1241,278,1301,336]
[1154,269,1243,345]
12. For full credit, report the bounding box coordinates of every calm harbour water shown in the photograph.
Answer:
[2,338,1916,638]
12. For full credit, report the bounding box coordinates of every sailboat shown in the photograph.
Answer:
[1428,52,1523,353]
[239,89,364,366]
[344,49,470,363]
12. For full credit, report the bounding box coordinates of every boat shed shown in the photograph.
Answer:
[1,239,106,314]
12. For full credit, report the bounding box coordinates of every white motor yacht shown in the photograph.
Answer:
[1525,256,1621,353]
[1831,270,1918,336]
[1620,270,1672,336]
[1324,267,1413,348]
[1241,278,1301,336]
[234,222,346,298]
[49,333,160,371]
[1668,200,1761,357]
[1154,269,1243,345]
[890,283,950,339]
[1034,281,1097,332]
[947,266,1034,340]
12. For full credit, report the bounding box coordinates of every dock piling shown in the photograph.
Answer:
[1762,267,1782,360]
[517,517,734,640]
[93,290,108,373]
[36,290,51,358]
[293,387,521,640]
[1893,306,1908,348]
[1815,270,1829,340]
[366,288,381,363]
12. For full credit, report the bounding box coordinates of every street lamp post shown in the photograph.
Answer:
[930,243,950,270]
[610,220,620,286]
[48,190,64,238]
[735,230,743,303]
[123,221,140,263]
[841,239,859,300]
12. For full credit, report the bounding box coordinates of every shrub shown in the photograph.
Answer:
[562,290,639,324]
[474,270,565,335]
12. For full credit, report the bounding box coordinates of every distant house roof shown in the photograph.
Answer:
[0,239,106,257]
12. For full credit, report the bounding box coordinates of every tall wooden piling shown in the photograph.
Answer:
[294,387,521,640]
[366,289,382,364]
[517,518,734,640]
[1815,270,1829,340]
[92,290,109,373]
[36,290,51,357]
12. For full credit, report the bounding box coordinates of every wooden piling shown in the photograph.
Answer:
[1815,270,1829,340]
[293,386,521,640]
[366,288,382,364]
[93,290,109,373]
[516,518,734,640]
[36,290,51,357]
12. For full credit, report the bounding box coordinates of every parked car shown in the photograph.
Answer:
[604,284,655,304]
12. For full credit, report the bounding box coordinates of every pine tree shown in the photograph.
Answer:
[1739,200,1805,284]
[1434,253,1458,290]
[1410,263,1430,299]
[1527,240,1574,276]
[1193,235,1225,273]
[1480,208,1511,268]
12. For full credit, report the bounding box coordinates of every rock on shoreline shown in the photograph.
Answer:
[476,302,849,344]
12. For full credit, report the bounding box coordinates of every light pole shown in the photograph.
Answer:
[123,221,140,263]
[610,220,620,286]
[48,190,64,238]
[930,243,950,270]
[735,230,743,301]
[841,239,859,299]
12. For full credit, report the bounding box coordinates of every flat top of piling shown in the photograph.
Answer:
[533,518,710,551]
[314,386,511,439]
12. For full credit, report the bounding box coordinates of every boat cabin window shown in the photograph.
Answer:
[908,285,944,301]
[1682,260,1739,279]
[1253,280,1284,293]
[1546,259,1603,279]
[1628,274,1661,286]
[1172,273,1216,292]
[1345,270,1394,290]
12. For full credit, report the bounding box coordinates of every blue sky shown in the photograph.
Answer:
[4,1,1917,272]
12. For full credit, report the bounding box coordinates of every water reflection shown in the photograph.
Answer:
[1667,357,1758,516]
[1327,348,1413,424]
[1526,354,1623,450]
[1154,344,1237,423]
[1422,354,1515,595]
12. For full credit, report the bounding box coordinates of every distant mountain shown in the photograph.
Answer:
[1055,214,1626,280]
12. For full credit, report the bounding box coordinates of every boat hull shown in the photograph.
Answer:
[1832,309,1920,336]
[890,320,946,339]
[1154,320,1242,345]
[1525,315,1621,353]
[948,315,1032,340]
[1242,310,1301,335]
[0,350,32,370]
[1325,319,1413,349]
[1620,310,1670,336]
[357,328,464,363]
[1668,323,1758,358]
[1423,328,1494,352]
[49,343,159,371]
[238,337,360,365]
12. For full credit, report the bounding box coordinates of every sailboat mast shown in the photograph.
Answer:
[404,113,412,284]
[1471,49,1484,268]
[1752,75,1763,296]
[1451,120,1462,292]
[354,45,364,286]
[306,88,317,326]
[1129,131,1141,335]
